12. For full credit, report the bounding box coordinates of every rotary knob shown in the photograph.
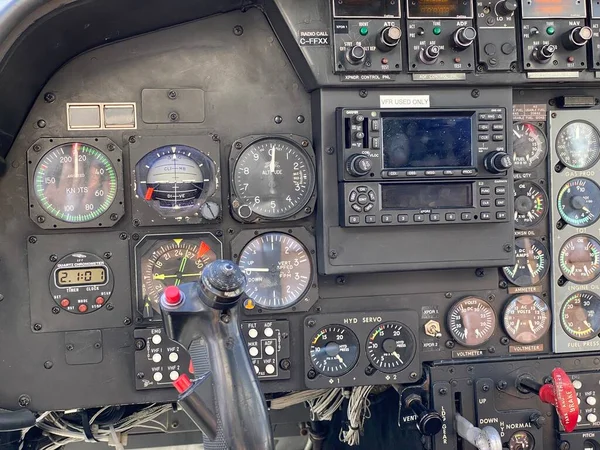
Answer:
[199,260,247,310]
[346,154,373,177]
[496,0,518,16]
[533,44,557,63]
[484,151,513,174]
[377,26,402,52]
[346,45,366,65]
[564,26,593,50]
[419,45,440,64]
[453,27,477,49]
[406,395,443,437]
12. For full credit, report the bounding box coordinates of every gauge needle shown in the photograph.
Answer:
[515,319,521,331]
[243,268,270,273]
[153,273,202,280]
[512,262,519,274]
[270,146,276,174]
[529,320,536,333]
[392,351,403,363]
[336,355,344,364]
[583,206,591,213]
[513,129,522,139]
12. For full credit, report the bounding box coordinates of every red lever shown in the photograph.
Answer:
[537,368,579,433]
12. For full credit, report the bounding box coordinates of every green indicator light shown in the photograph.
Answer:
[359,26,368,36]
[433,26,442,35]
[546,26,555,35]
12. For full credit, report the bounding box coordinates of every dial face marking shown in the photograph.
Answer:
[503,295,551,344]
[560,291,600,341]
[233,139,315,219]
[503,237,549,287]
[557,178,600,227]
[365,322,416,373]
[559,235,600,284]
[33,143,118,223]
[238,232,312,309]
[512,122,547,172]
[447,297,496,347]
[556,121,600,170]
[309,325,359,376]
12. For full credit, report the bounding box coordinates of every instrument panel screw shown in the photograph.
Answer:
[167,90,177,99]
[365,365,376,376]
[499,280,508,289]
[128,136,136,144]
[133,218,141,227]
[359,89,368,98]
[503,243,512,253]
[94,342,102,349]
[439,388,448,396]
[132,233,140,241]
[36,215,45,223]
[233,25,244,36]
[28,236,37,244]
[49,254,58,262]
[235,142,243,149]
[471,89,480,98]
[488,346,496,353]
[445,340,455,349]
[215,230,223,237]
[135,317,142,324]
[123,317,132,326]
[487,294,495,302]
[18,395,31,408]
[336,276,346,285]
[500,337,510,345]
[497,380,508,390]
[136,372,145,379]
[482,384,490,392]
[556,220,565,230]
[168,111,179,122]
[445,292,452,299]
[44,92,56,103]
[559,441,570,450]
[543,376,553,384]
[110,213,118,221]
[329,250,338,259]
[475,268,485,277]
[33,323,42,331]
[551,113,557,118]
[326,147,335,155]
[0,294,4,302]
[37,119,46,128]
[220,314,231,324]
[212,134,219,141]
[280,359,291,370]
[66,344,74,351]
[297,115,305,123]
[135,339,146,351]
[44,361,53,369]
[410,372,418,380]
[304,206,312,214]
[119,232,128,240]
[106,303,114,311]
[274,115,283,124]
[103,252,112,259]
[307,319,316,328]
[301,140,309,147]
[107,143,115,151]
[51,307,60,315]
[33,144,41,152]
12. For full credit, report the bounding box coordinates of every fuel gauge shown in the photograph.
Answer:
[512,122,547,172]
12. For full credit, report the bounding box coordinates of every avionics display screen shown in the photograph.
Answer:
[382,113,473,168]
[381,183,473,210]
[56,267,107,287]
[333,0,400,17]
[407,0,472,18]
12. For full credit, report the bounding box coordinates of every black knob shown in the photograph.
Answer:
[529,412,546,430]
[484,151,513,174]
[407,395,443,437]
[496,0,518,16]
[346,154,373,177]
[353,114,365,124]
[533,44,557,63]
[346,45,366,65]
[199,260,247,310]
[377,26,402,52]
[564,26,593,50]
[453,27,477,49]
[420,45,440,64]
[355,131,365,140]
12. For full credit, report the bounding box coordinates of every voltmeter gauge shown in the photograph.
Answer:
[366,322,416,373]
[557,178,600,227]
[503,295,551,344]
[309,325,359,376]
[514,181,548,229]
[503,237,550,287]
[556,121,600,170]
[558,235,600,284]
[231,138,315,220]
[447,297,496,348]
[238,232,313,309]
[560,291,600,341]
[509,431,535,450]
[33,143,118,223]
[512,122,547,172]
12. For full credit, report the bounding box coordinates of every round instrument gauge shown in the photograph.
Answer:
[232,138,315,220]
[514,180,548,229]
[556,121,600,170]
[135,145,217,216]
[366,322,416,373]
[447,297,496,348]
[309,325,360,376]
[557,178,600,227]
[503,295,551,344]
[238,232,313,309]
[558,235,600,284]
[560,291,600,341]
[138,235,220,317]
[50,252,114,314]
[33,143,118,223]
[512,122,547,172]
[503,237,550,287]
[509,431,535,450]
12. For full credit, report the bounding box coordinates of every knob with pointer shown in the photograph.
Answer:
[533,44,557,64]
[377,26,402,52]
[346,45,366,65]
[453,27,477,50]
[346,154,373,177]
[496,0,517,16]
[563,26,593,51]
[484,151,513,174]
[420,45,441,64]
[405,394,443,437]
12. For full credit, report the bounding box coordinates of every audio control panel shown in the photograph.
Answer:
[475,0,518,71]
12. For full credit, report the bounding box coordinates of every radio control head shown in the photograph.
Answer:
[484,151,513,174]
[453,27,477,50]
[346,154,373,177]
[420,45,441,64]
[564,26,593,50]
[377,26,402,52]
[346,45,367,65]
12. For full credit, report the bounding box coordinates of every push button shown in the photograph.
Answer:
[495,186,506,195]
[349,190,358,202]
[495,198,506,207]
[349,216,360,224]
[480,199,491,207]
[478,124,490,131]
[480,212,491,220]
[492,134,504,141]
[414,214,425,222]
[397,214,409,223]
[496,211,507,220]
[372,137,381,149]
[461,212,472,221]
[492,124,504,131]
[424,170,436,176]
[368,190,376,202]
[357,194,369,205]
[406,170,418,176]
[357,186,369,193]
[364,203,374,212]
[445,213,456,221]
[371,120,380,131]
[365,215,376,223]
[430,213,440,222]
[351,204,362,212]
[479,134,490,142]
[382,215,392,223]
[480,187,491,195]
[443,170,454,175]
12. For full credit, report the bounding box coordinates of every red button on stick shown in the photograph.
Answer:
[164,286,182,305]
[60,299,70,307]
[78,304,88,313]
